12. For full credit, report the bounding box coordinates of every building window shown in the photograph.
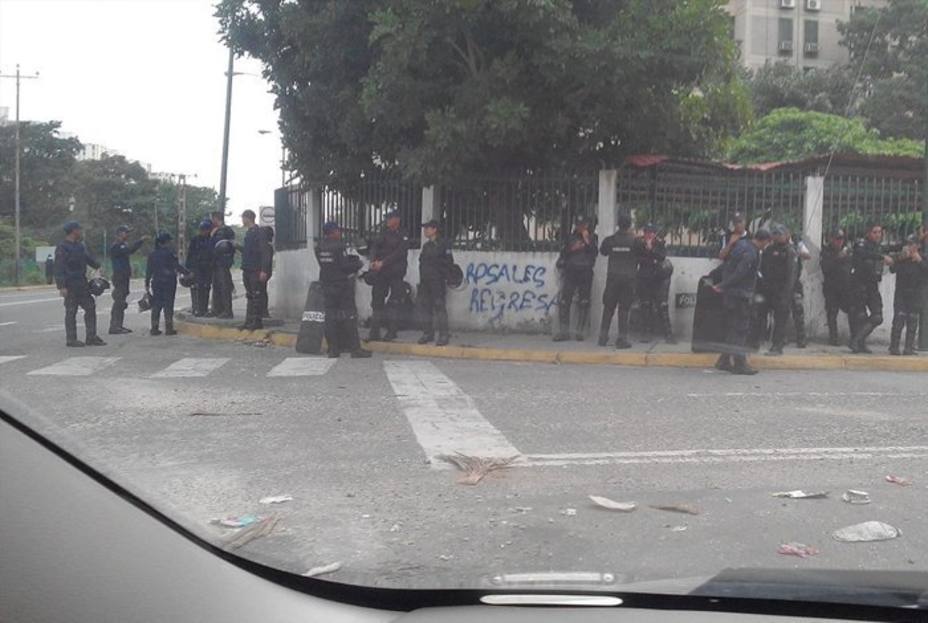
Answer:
[804,19,819,56]
[778,17,794,54]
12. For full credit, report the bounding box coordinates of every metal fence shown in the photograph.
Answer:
[821,175,923,245]
[616,166,806,257]
[317,176,422,248]
[438,176,598,251]
[274,186,307,250]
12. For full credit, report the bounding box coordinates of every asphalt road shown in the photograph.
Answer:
[3,283,928,593]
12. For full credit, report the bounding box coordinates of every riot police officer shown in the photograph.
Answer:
[209,211,236,318]
[108,224,148,334]
[316,221,372,358]
[849,223,894,354]
[417,219,454,346]
[598,213,637,349]
[635,223,674,343]
[752,224,797,356]
[240,209,273,331]
[259,226,275,319]
[554,214,597,342]
[55,221,106,347]
[145,232,188,336]
[185,219,214,316]
[367,211,409,342]
[790,231,811,348]
[888,235,927,355]
[820,228,852,346]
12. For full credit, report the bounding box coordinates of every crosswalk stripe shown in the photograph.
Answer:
[28,356,120,376]
[267,357,335,377]
[152,357,229,378]
[384,360,522,467]
[0,355,26,365]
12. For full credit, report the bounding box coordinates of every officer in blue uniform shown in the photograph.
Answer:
[888,235,928,355]
[598,213,637,349]
[417,219,454,346]
[554,214,598,341]
[367,211,409,341]
[108,225,148,334]
[145,232,188,336]
[209,211,236,318]
[316,221,372,358]
[240,209,273,330]
[849,223,894,353]
[185,219,214,317]
[55,221,106,347]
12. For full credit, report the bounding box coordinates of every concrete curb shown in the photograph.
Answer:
[0,284,55,293]
[175,320,928,372]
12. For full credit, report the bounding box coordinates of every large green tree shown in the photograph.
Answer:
[216,0,748,190]
[744,61,856,118]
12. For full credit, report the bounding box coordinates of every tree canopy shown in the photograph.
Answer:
[216,0,749,190]
[743,61,856,119]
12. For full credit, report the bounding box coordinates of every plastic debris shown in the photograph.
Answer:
[303,562,341,577]
[669,525,688,532]
[389,523,401,532]
[778,542,820,558]
[259,494,293,505]
[562,508,577,516]
[212,514,260,528]
[841,490,871,505]
[885,475,911,486]
[224,516,278,550]
[438,554,454,561]
[588,495,637,512]
[437,452,520,485]
[650,504,701,516]
[833,521,900,543]
[771,490,829,499]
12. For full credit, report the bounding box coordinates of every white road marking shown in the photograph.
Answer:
[0,321,17,326]
[384,360,521,466]
[524,445,928,467]
[267,357,335,377]
[685,391,918,398]
[0,296,61,308]
[27,356,120,377]
[0,356,26,365]
[152,357,229,378]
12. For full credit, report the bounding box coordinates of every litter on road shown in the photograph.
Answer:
[303,561,342,577]
[212,514,260,528]
[650,504,701,516]
[437,453,520,485]
[588,495,637,512]
[885,475,912,486]
[669,525,688,532]
[841,490,871,505]
[832,521,900,543]
[259,494,294,505]
[778,542,820,558]
[224,516,278,550]
[771,490,829,499]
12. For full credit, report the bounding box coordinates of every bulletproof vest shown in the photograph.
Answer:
[852,239,884,283]
[56,240,93,285]
[761,242,791,288]
[603,231,637,279]
[372,228,409,274]
[561,232,597,272]
[316,239,350,284]
[419,238,452,280]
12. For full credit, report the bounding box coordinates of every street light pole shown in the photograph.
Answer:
[218,47,234,223]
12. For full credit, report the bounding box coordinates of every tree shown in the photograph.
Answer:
[839,0,928,141]
[744,61,856,118]
[216,0,748,191]
[727,107,924,163]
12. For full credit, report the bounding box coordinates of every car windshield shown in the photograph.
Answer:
[2,0,928,614]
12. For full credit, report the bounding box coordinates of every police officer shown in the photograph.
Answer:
[635,223,674,343]
[185,219,213,317]
[713,228,771,375]
[820,228,852,346]
[367,211,409,342]
[554,214,597,342]
[44,254,54,285]
[209,211,236,318]
[849,222,894,354]
[598,213,637,349]
[259,226,275,319]
[55,221,106,347]
[888,235,927,356]
[752,224,797,356]
[417,219,454,346]
[790,231,811,348]
[240,209,273,331]
[107,225,148,334]
[719,212,748,260]
[919,223,928,351]
[316,221,372,358]
[145,232,188,336]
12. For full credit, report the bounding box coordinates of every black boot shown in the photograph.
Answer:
[730,355,758,375]
[367,311,383,342]
[714,354,732,371]
[903,318,918,356]
[889,319,903,355]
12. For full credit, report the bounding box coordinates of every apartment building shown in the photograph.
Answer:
[726,0,887,70]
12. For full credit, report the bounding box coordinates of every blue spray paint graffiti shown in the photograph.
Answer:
[465,262,558,323]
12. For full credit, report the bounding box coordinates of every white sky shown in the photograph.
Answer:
[0,0,282,225]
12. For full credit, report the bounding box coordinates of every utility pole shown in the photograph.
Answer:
[177,174,188,263]
[218,47,234,223]
[0,64,40,285]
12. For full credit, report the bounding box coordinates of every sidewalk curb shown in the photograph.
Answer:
[0,284,55,293]
[174,320,928,372]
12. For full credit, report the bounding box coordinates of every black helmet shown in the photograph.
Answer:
[88,277,110,296]
[179,273,196,288]
[345,255,363,275]
[214,238,235,255]
[137,292,152,312]
[446,263,464,289]
[361,270,377,286]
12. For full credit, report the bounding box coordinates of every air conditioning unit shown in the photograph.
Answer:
[806,0,821,11]
[780,0,796,8]
[778,40,794,52]
[804,42,820,54]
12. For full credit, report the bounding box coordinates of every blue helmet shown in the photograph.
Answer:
[156,231,173,245]
[63,221,81,234]
[198,219,212,230]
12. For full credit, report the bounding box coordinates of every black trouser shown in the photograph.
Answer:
[600,276,635,343]
[108,271,130,331]
[418,276,449,338]
[242,270,266,329]
[792,280,806,344]
[191,271,211,316]
[752,289,790,350]
[891,288,920,352]
[823,283,846,343]
[323,281,361,354]
[64,285,97,343]
[259,273,271,318]
[919,285,928,350]
[46,273,53,285]
[370,272,405,336]
[151,282,177,330]
[638,275,672,338]
[722,295,752,367]
[850,280,883,347]
[211,264,233,317]
[558,269,593,337]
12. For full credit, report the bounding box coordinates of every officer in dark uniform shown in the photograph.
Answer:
[55,221,106,347]
[259,226,275,319]
[316,221,372,358]
[635,223,674,343]
[145,232,188,336]
[719,212,748,260]
[185,219,214,317]
[367,211,409,342]
[849,223,894,354]
[107,224,147,334]
[598,213,637,349]
[752,224,797,356]
[554,214,597,342]
[417,219,454,346]
[44,255,54,285]
[820,228,852,346]
[790,231,811,348]
[713,227,771,375]
[209,211,236,318]
[239,209,273,330]
[888,235,927,355]
[919,223,928,351]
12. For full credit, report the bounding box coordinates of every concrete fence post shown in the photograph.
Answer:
[421,186,437,224]
[592,170,618,337]
[803,175,825,340]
